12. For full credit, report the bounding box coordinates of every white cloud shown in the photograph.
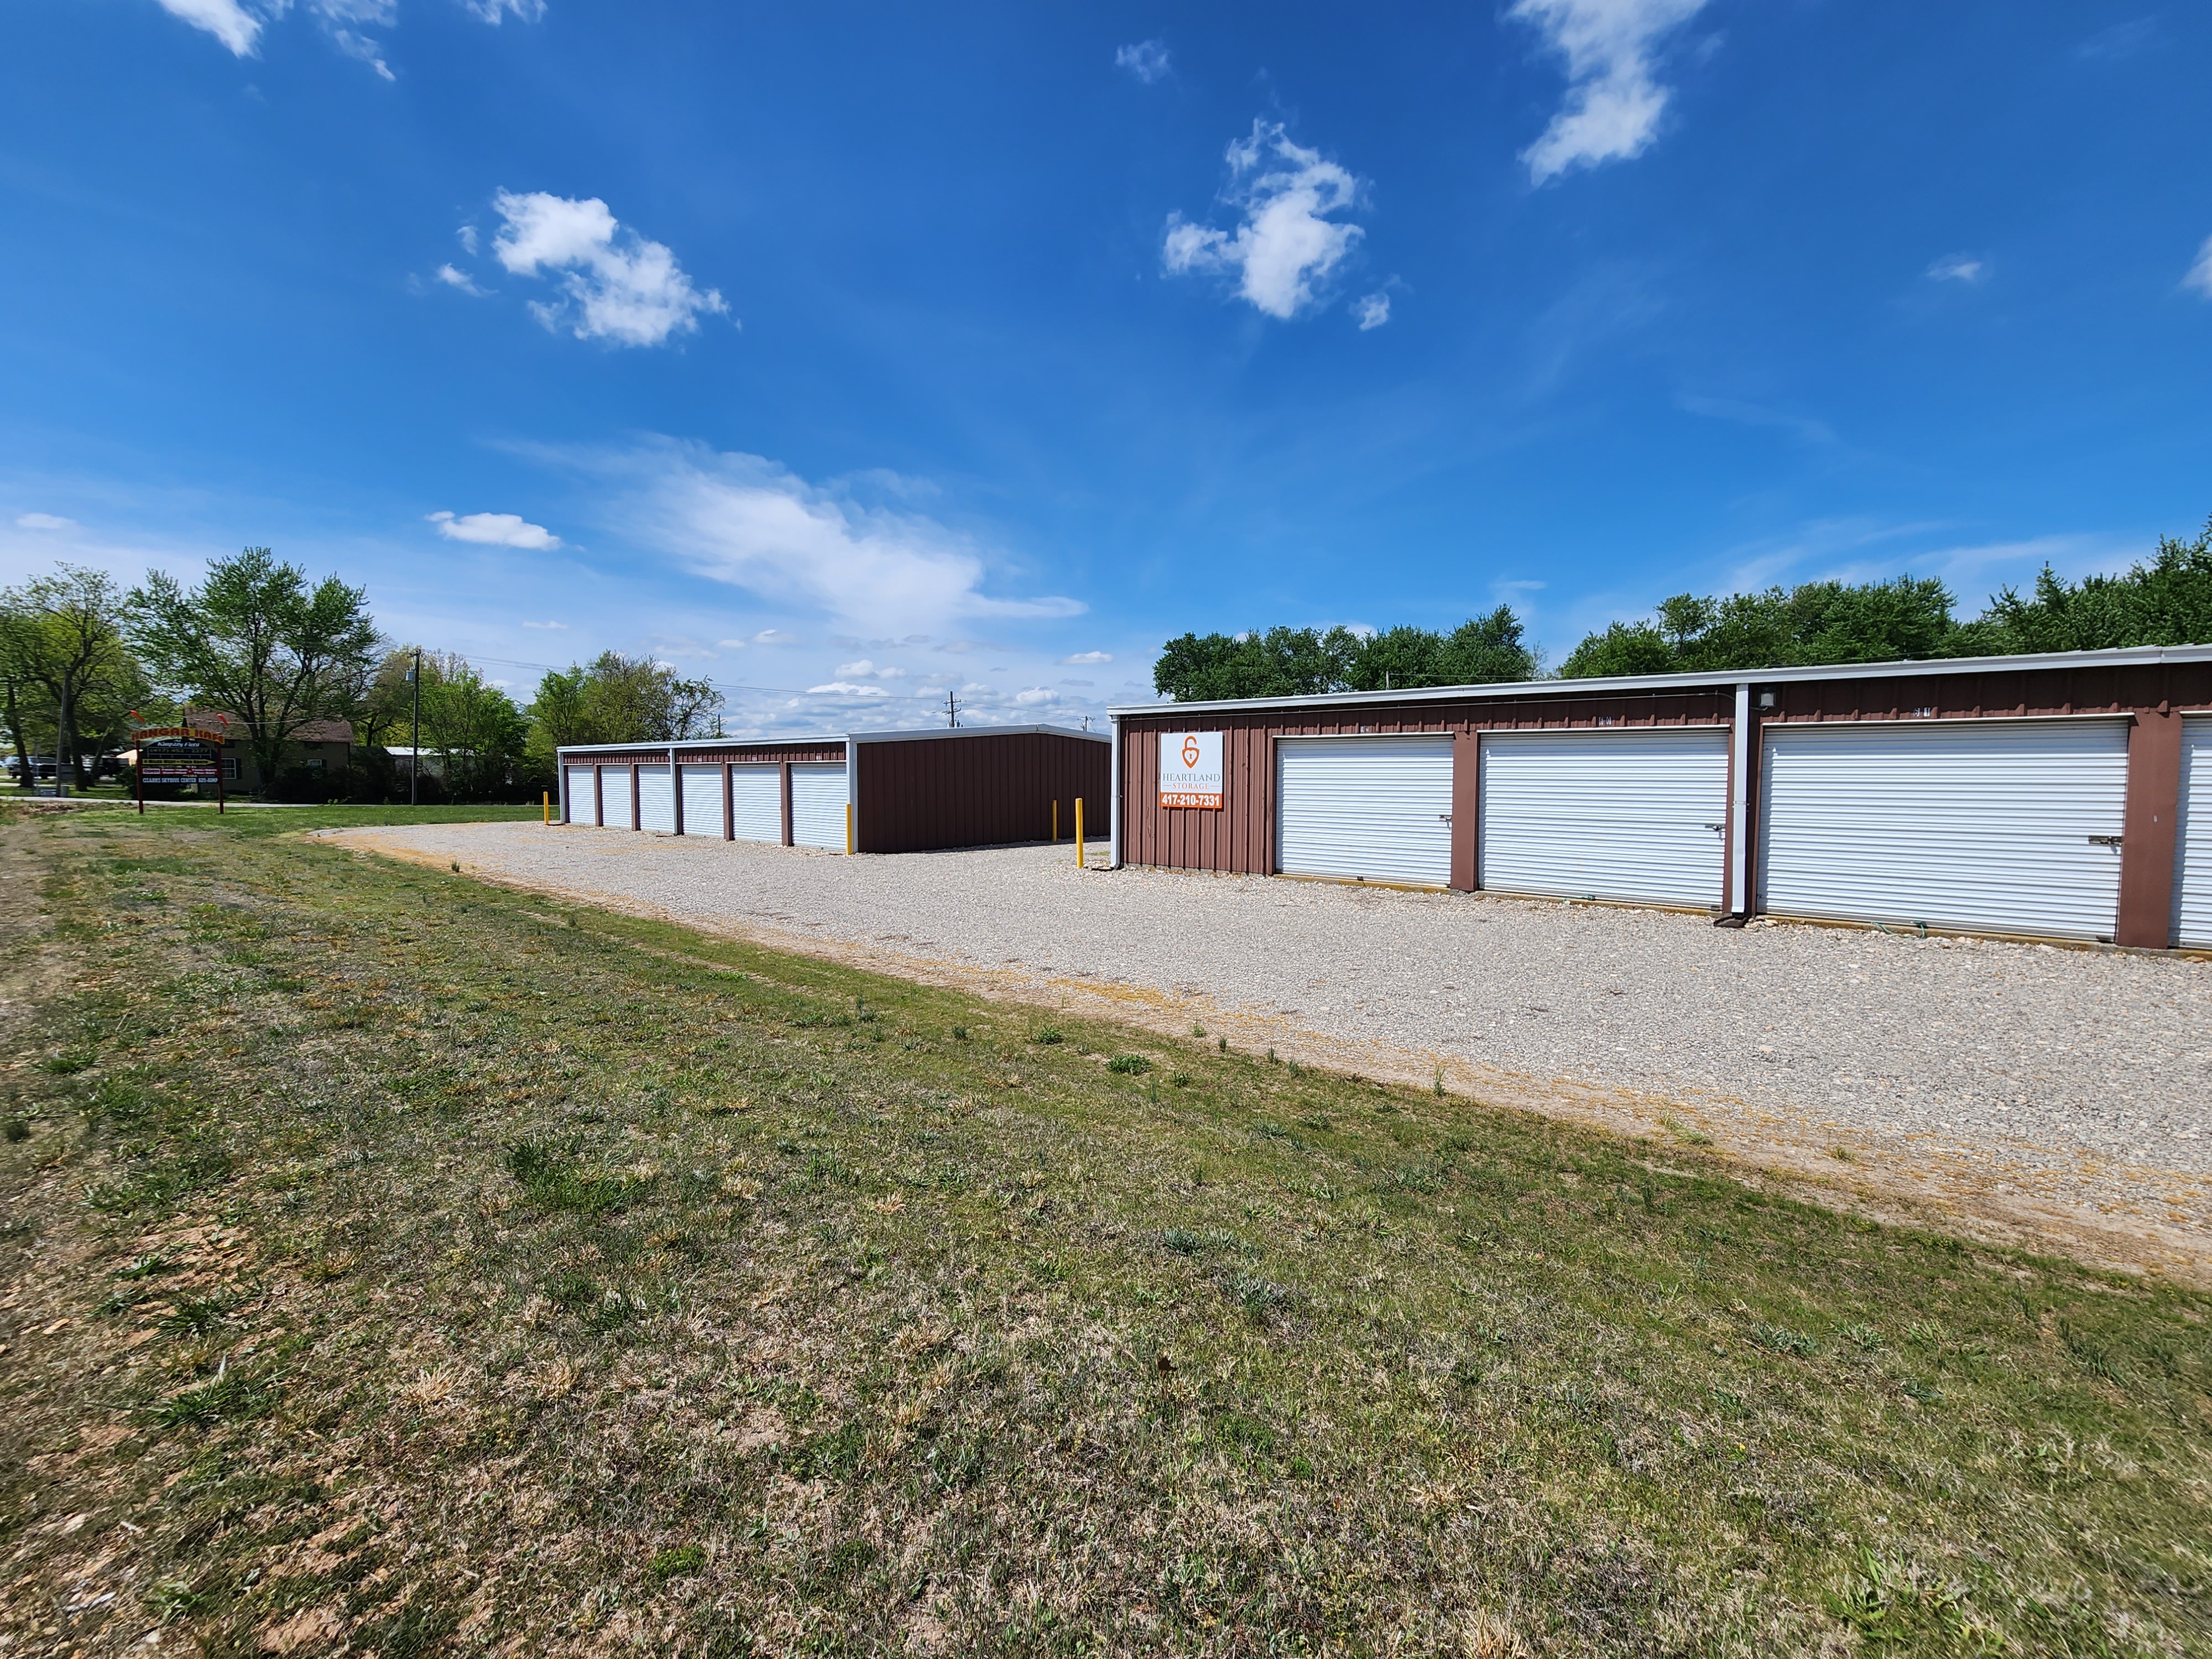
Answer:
[1164,121,1366,321]
[834,659,907,680]
[1927,254,1986,284]
[435,263,489,295]
[521,619,570,629]
[427,510,562,550]
[490,190,729,347]
[1352,291,1391,330]
[1115,39,1170,83]
[152,0,268,55]
[572,439,1084,639]
[1014,687,1059,706]
[457,224,480,255]
[1058,650,1112,665]
[2185,236,2212,300]
[806,681,890,698]
[753,629,799,645]
[15,513,77,531]
[148,0,538,65]
[1509,0,1712,185]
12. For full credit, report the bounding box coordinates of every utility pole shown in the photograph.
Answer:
[408,647,421,807]
[945,690,959,729]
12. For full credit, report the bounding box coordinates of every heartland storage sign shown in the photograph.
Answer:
[1159,731,1224,809]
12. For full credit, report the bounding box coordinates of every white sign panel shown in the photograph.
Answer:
[1159,731,1225,810]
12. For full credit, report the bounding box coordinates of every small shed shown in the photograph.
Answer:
[555,724,1110,855]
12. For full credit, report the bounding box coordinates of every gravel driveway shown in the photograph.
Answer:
[331,821,2212,1272]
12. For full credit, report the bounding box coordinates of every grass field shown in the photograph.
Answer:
[2,804,2208,1657]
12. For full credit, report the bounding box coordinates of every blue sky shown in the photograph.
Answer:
[3,1,2208,732]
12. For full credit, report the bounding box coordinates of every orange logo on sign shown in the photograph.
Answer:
[1182,735,1202,768]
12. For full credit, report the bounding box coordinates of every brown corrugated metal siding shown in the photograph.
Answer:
[1115,653,2212,950]
[1118,688,1732,878]
[857,730,1110,854]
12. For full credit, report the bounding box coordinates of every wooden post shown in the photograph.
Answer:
[1074,797,1084,869]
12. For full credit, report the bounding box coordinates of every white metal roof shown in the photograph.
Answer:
[1106,643,2212,719]
[554,721,1109,758]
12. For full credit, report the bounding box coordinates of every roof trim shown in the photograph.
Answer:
[1106,643,2212,719]
[555,722,1108,759]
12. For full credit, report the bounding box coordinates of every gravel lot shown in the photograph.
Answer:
[335,821,2212,1261]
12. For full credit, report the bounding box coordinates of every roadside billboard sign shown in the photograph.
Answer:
[1159,731,1224,809]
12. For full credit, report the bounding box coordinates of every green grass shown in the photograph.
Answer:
[1,801,2208,1656]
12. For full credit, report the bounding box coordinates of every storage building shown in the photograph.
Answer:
[1108,645,2212,950]
[557,724,1110,855]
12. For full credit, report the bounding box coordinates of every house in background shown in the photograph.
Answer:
[179,710,356,794]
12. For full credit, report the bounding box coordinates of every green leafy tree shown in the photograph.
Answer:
[1560,576,1963,677]
[1976,517,2212,653]
[524,651,722,765]
[1152,627,1357,701]
[126,547,380,797]
[418,657,530,800]
[1156,613,1533,701]
[1341,608,1539,690]
[0,565,137,792]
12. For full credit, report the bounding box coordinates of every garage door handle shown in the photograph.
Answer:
[1704,822,1725,834]
[1438,814,1452,824]
[2087,834,2122,848]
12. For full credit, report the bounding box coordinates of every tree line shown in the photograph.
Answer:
[1,547,724,800]
[1152,517,2212,699]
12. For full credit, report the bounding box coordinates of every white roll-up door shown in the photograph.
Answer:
[679,764,724,838]
[790,763,847,851]
[1479,728,1729,907]
[1275,735,1454,886]
[637,764,675,834]
[564,766,596,826]
[2174,718,2211,948]
[1759,718,2130,941]
[732,764,781,843]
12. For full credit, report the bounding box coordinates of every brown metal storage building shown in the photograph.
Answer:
[556,723,1109,856]
[1109,645,2212,950]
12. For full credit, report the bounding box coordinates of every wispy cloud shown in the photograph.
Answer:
[1058,650,1112,665]
[1352,292,1391,330]
[1927,253,1987,285]
[1114,39,1171,84]
[148,0,542,71]
[520,618,570,628]
[1509,0,1712,184]
[427,510,562,550]
[435,263,488,295]
[2184,235,2212,300]
[551,439,1083,639]
[1164,121,1366,321]
[1677,394,1836,446]
[2077,17,2159,62]
[488,190,728,347]
[14,512,77,531]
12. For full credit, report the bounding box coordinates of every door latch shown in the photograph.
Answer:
[2087,834,2122,848]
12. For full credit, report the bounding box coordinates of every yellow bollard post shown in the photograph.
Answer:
[1074,797,1084,870]
[846,802,855,855]
[1052,799,1059,843]
[542,790,550,826]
